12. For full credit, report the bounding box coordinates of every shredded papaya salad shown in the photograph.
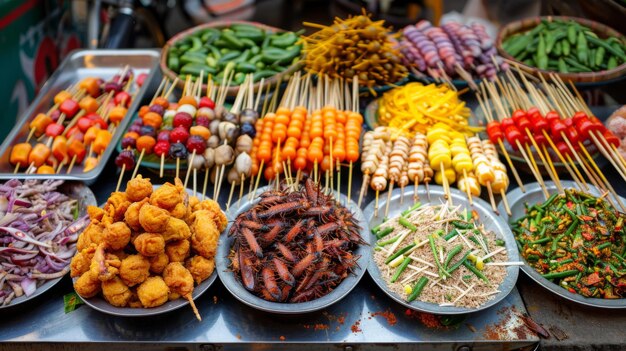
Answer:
[372,202,509,308]
[512,189,626,299]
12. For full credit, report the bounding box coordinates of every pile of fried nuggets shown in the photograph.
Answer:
[71,176,226,320]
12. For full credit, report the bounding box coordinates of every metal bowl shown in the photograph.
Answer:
[1,181,97,309]
[216,186,370,314]
[364,185,520,314]
[499,181,626,308]
[76,185,219,317]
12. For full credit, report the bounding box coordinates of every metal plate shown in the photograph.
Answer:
[1,181,96,309]
[364,185,520,314]
[0,49,160,183]
[75,185,218,317]
[216,186,371,314]
[499,180,626,309]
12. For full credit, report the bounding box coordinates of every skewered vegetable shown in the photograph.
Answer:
[302,12,408,92]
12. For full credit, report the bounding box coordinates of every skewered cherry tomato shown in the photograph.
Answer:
[564,127,580,146]
[545,111,560,122]
[114,91,131,107]
[549,119,567,142]
[136,135,156,153]
[199,96,215,109]
[154,140,170,157]
[45,123,64,138]
[504,126,523,150]
[603,129,620,147]
[572,111,588,124]
[511,110,527,123]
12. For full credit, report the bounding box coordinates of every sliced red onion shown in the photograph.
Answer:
[20,278,36,297]
[0,227,52,249]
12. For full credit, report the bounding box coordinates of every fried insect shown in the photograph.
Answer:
[228,176,364,303]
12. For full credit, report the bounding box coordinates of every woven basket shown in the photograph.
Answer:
[160,20,303,97]
[496,16,626,84]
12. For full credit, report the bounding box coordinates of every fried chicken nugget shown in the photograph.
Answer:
[170,202,188,220]
[150,182,183,210]
[77,222,105,251]
[134,233,165,257]
[74,271,101,298]
[103,221,131,250]
[148,252,169,274]
[119,254,151,287]
[89,244,121,281]
[125,198,148,232]
[192,199,227,232]
[70,244,97,278]
[185,255,215,284]
[188,196,200,210]
[165,240,190,262]
[191,211,220,259]
[139,204,170,233]
[162,217,191,242]
[87,205,105,222]
[163,262,195,296]
[104,192,131,222]
[102,276,132,307]
[126,174,153,202]
[137,276,169,308]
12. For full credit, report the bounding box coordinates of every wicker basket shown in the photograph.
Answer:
[160,20,303,97]
[496,16,626,84]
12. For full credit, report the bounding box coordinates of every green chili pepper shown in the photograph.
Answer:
[558,58,568,73]
[607,56,618,70]
[407,276,429,302]
[531,237,551,245]
[391,257,412,283]
[596,242,612,250]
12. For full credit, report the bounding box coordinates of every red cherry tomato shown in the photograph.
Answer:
[511,109,527,123]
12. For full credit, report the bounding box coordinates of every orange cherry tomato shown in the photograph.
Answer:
[307,147,323,163]
[124,131,140,140]
[320,155,331,171]
[138,105,150,118]
[257,147,272,163]
[275,114,290,126]
[136,135,156,153]
[346,149,360,162]
[153,97,170,109]
[276,107,291,116]
[142,111,162,128]
[264,165,275,181]
[190,125,211,140]
[178,96,197,108]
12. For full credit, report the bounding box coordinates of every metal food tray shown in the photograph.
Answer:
[500,180,626,309]
[217,185,370,314]
[0,181,97,309]
[75,186,218,317]
[364,185,520,315]
[0,49,160,183]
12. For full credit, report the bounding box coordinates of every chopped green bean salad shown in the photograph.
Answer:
[512,189,626,299]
